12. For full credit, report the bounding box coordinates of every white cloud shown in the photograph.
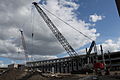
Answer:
[0,0,100,61]
[11,61,16,64]
[89,13,105,22]
[79,38,120,54]
[0,64,7,67]
[75,38,120,57]
[0,61,3,64]
[29,55,58,61]
[0,61,7,67]
[100,38,120,53]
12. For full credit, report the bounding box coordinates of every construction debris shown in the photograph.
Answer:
[0,68,120,80]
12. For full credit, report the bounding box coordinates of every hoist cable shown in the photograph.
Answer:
[38,4,93,41]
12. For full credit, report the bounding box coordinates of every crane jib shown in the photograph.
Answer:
[32,2,78,58]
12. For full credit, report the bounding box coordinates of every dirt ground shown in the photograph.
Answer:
[0,69,120,80]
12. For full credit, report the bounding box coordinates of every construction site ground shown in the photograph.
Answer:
[0,69,120,80]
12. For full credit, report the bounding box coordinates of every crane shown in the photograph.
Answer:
[32,2,103,74]
[86,41,98,64]
[19,29,28,62]
[83,41,98,73]
[32,2,78,58]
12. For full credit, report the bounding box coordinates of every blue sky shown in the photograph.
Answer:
[82,0,119,42]
[56,0,120,57]
[0,58,25,66]
[0,0,120,66]
[75,0,120,43]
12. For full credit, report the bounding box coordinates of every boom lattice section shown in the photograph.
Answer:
[33,2,78,57]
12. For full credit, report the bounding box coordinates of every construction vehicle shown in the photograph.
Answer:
[32,2,86,73]
[77,41,106,75]
[90,44,110,75]
[86,43,107,75]
[19,29,28,63]
[86,41,97,64]
[32,2,108,75]
[82,41,104,74]
[82,41,98,74]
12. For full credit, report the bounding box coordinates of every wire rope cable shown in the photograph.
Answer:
[37,4,93,41]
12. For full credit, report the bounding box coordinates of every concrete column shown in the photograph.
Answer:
[71,60,74,71]
[67,61,69,73]
[55,63,57,73]
[69,61,72,72]
[61,63,63,73]
[63,62,65,73]
[56,63,59,73]
[76,59,79,71]
[64,61,67,73]
[59,63,61,73]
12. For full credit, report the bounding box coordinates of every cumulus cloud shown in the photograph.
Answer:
[29,55,58,61]
[0,61,6,67]
[79,38,120,55]
[77,38,120,55]
[100,38,120,53]
[89,13,105,22]
[0,0,99,61]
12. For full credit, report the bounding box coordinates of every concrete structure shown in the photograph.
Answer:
[0,68,8,73]
[8,64,25,69]
[27,51,120,73]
